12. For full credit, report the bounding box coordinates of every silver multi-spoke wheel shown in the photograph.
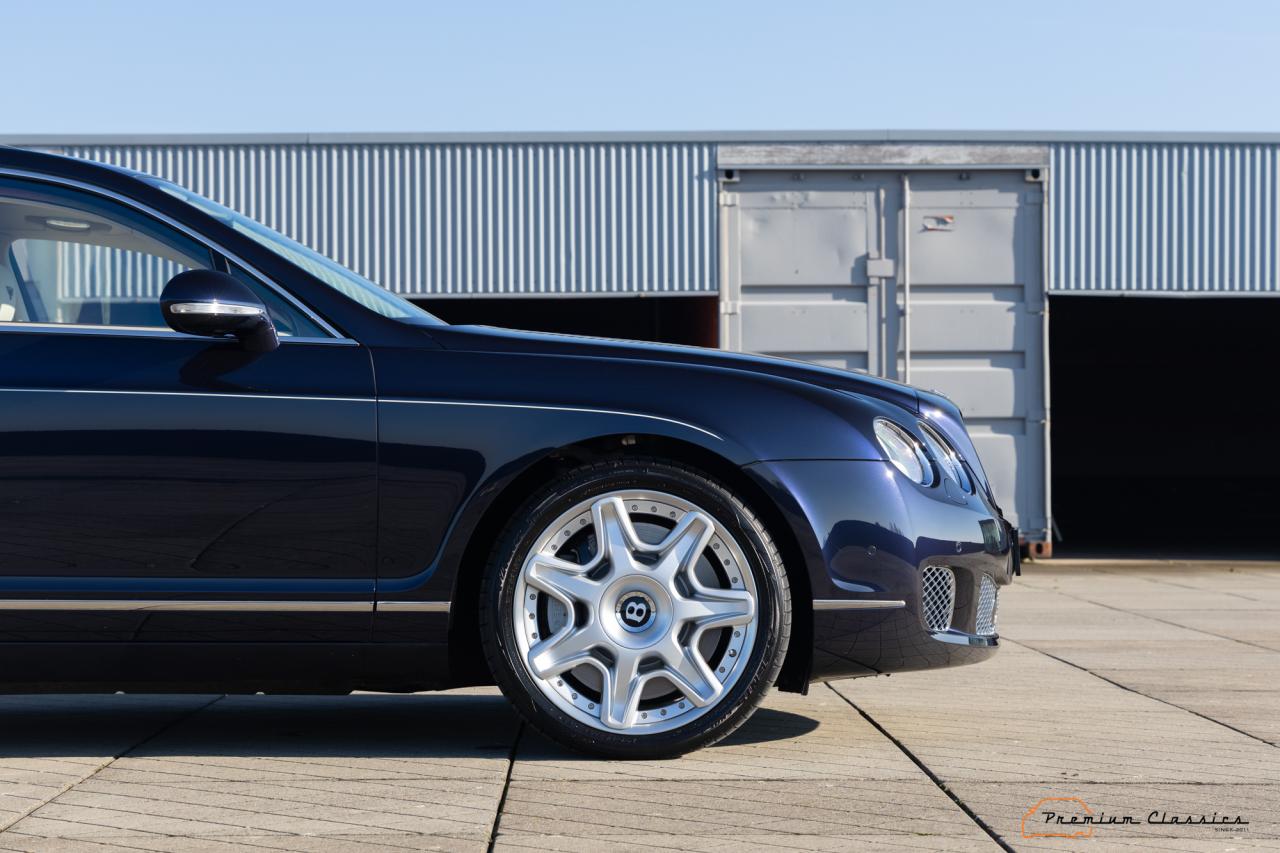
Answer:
[484,461,790,757]
[512,490,759,734]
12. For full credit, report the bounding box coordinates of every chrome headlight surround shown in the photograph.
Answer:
[873,418,934,486]
[919,422,974,493]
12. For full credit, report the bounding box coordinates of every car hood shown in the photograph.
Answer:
[423,324,921,413]
[423,324,991,497]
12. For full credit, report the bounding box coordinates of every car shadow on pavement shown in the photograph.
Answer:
[0,693,818,758]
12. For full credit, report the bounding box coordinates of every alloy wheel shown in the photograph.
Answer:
[512,490,759,733]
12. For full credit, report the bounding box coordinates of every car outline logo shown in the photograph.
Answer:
[1023,797,1095,839]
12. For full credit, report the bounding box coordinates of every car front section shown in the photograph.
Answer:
[744,403,1016,685]
[408,325,1017,691]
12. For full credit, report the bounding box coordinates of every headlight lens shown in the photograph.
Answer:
[874,419,933,485]
[919,422,974,493]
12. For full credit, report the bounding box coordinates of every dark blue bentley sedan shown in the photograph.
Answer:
[0,146,1015,758]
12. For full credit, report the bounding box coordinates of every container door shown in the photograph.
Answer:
[720,171,899,377]
[898,170,1048,540]
[720,168,1049,543]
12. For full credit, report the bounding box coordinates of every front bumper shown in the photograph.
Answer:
[745,459,1015,681]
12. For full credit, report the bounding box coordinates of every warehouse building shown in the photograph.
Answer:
[11,131,1280,555]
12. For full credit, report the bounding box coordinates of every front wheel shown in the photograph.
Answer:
[480,459,791,759]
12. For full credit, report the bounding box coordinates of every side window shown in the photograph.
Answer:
[0,178,213,329]
[227,264,327,339]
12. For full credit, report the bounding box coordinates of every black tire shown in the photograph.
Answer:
[479,458,791,759]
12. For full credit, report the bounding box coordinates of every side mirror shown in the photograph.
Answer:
[160,270,279,353]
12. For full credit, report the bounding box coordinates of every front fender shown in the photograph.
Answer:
[367,344,915,606]
[371,345,905,465]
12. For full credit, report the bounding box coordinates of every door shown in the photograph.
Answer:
[721,168,1049,542]
[720,171,899,375]
[902,171,1047,541]
[0,175,378,645]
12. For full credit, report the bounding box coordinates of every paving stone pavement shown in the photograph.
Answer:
[0,561,1276,852]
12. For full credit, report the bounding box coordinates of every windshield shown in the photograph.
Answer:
[151,180,441,324]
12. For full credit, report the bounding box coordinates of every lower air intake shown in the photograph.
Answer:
[921,565,956,633]
[975,574,999,636]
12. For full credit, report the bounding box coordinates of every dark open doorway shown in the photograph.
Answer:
[414,296,719,348]
[1050,295,1280,556]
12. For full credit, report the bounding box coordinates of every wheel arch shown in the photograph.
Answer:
[446,432,814,693]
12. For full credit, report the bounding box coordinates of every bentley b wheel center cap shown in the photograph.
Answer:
[616,591,657,633]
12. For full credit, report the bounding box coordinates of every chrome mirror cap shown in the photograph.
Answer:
[160,270,278,352]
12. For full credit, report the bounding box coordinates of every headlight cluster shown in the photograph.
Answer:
[873,419,932,485]
[919,422,974,493]
[873,417,974,492]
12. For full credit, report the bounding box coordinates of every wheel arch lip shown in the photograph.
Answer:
[376,418,761,606]
[420,429,802,687]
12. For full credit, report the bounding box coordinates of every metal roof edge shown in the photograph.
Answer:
[5,130,1280,146]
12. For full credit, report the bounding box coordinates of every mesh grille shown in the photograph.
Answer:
[921,566,956,632]
[976,574,999,636]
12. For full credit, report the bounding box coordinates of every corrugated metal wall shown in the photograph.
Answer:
[1049,143,1280,294]
[53,143,718,297]
[39,138,1280,298]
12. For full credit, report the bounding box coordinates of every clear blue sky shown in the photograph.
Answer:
[7,0,1279,134]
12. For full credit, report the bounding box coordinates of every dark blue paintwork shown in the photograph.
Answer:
[0,146,1013,694]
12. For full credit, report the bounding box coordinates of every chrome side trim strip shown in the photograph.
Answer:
[0,321,354,345]
[0,598,902,615]
[812,599,907,611]
[380,398,722,441]
[0,600,371,612]
[376,601,450,612]
[0,387,719,440]
[1,388,371,404]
